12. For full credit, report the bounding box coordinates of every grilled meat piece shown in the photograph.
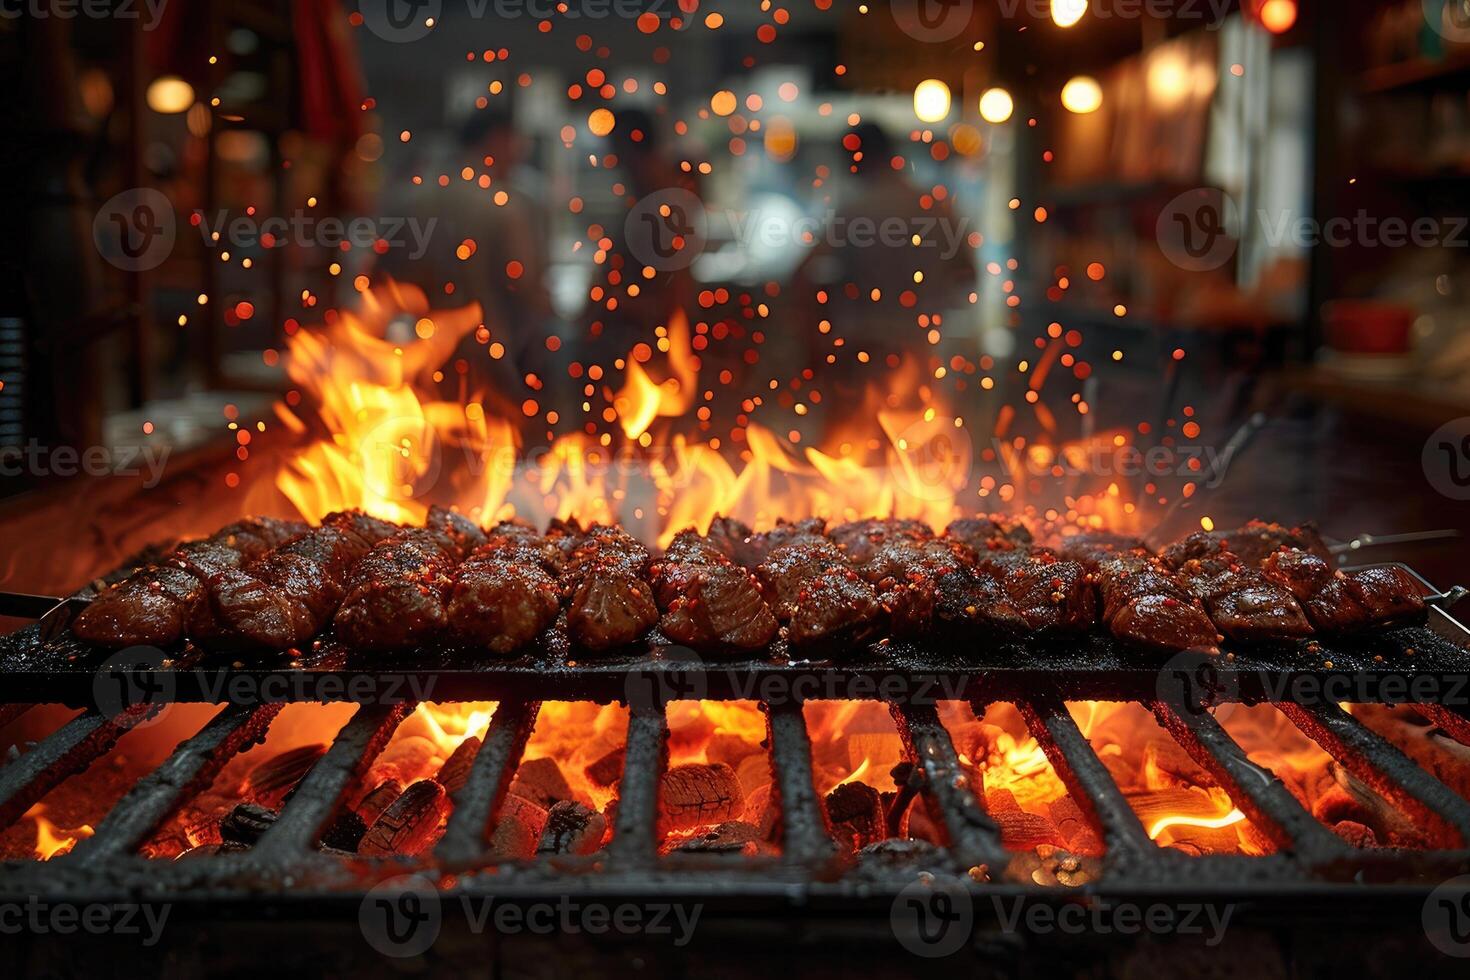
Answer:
[1055,532,1149,569]
[650,531,778,653]
[1162,521,1333,570]
[187,511,397,652]
[72,517,306,649]
[704,515,753,562]
[944,516,1034,553]
[828,518,933,565]
[974,547,1097,634]
[447,522,563,654]
[332,508,484,650]
[1161,538,1313,644]
[545,516,587,562]
[1093,553,1221,655]
[756,537,884,653]
[1261,550,1425,634]
[560,524,659,651]
[856,538,1029,638]
[730,517,827,569]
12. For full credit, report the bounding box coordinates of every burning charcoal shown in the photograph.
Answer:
[670,820,768,856]
[437,736,481,795]
[657,763,744,834]
[318,810,368,852]
[733,753,772,796]
[855,838,946,869]
[175,841,250,860]
[1333,820,1378,848]
[244,744,327,808]
[886,761,926,837]
[585,747,626,789]
[535,800,607,856]
[741,783,779,839]
[355,779,405,825]
[509,757,573,811]
[1047,798,1102,856]
[560,525,659,651]
[985,789,1065,852]
[358,779,452,857]
[824,781,886,850]
[1141,738,1212,790]
[219,803,278,846]
[492,793,550,859]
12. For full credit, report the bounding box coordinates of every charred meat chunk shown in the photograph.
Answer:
[447,522,563,654]
[730,517,827,569]
[858,538,1028,638]
[756,537,884,653]
[187,511,397,652]
[1261,550,1425,634]
[1161,537,1313,644]
[944,516,1034,554]
[332,507,483,650]
[561,525,659,651]
[650,531,778,653]
[1093,553,1221,655]
[828,518,933,565]
[1054,532,1149,569]
[1162,520,1334,570]
[72,516,307,649]
[703,515,753,562]
[974,547,1097,634]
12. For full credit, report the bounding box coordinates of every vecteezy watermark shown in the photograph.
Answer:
[995,0,1234,29]
[358,0,674,43]
[0,440,171,487]
[0,897,171,946]
[891,0,975,42]
[723,208,977,262]
[991,438,1237,490]
[625,188,707,272]
[359,874,702,958]
[1423,0,1470,43]
[1424,417,1470,502]
[990,896,1235,945]
[0,0,168,30]
[1158,188,1470,271]
[1424,875,1470,957]
[92,647,177,729]
[93,187,438,272]
[624,654,975,710]
[891,877,973,958]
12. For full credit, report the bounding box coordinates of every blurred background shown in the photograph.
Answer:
[2,0,1469,596]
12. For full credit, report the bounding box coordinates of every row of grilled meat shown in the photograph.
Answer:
[70,511,1428,658]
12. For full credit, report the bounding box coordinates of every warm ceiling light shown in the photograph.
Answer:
[1051,0,1088,27]
[146,75,195,114]
[1061,75,1103,113]
[978,88,1014,124]
[913,79,952,123]
[1258,0,1297,33]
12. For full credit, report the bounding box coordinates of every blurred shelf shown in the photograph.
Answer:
[1042,179,1201,209]
[1281,365,1470,429]
[1358,52,1470,93]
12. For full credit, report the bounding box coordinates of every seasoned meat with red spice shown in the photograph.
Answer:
[703,515,754,562]
[1055,532,1149,569]
[187,511,397,652]
[857,538,1029,638]
[1261,549,1425,634]
[1162,521,1333,570]
[829,518,933,565]
[730,517,827,569]
[650,531,778,653]
[561,524,659,651]
[944,517,1034,554]
[1093,553,1220,655]
[332,508,485,650]
[756,537,884,653]
[72,516,307,649]
[447,521,564,654]
[1161,537,1313,644]
[974,548,1097,634]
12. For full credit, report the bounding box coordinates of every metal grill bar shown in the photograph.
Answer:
[890,702,1006,871]
[0,704,32,730]
[436,700,539,866]
[1150,697,1347,859]
[71,704,282,863]
[1017,696,1157,861]
[0,706,157,829]
[604,703,667,868]
[1278,700,1470,847]
[1419,703,1470,748]
[252,703,411,860]
[765,702,834,866]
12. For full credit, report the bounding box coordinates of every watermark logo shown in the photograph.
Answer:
[1157,188,1238,272]
[891,877,973,957]
[994,0,1233,29]
[892,0,974,42]
[624,644,707,712]
[1157,649,1240,710]
[1424,0,1470,42]
[891,416,973,503]
[0,897,171,945]
[1424,417,1470,501]
[92,646,176,728]
[1424,875,1470,957]
[360,413,446,504]
[992,897,1234,944]
[93,188,175,272]
[360,873,442,958]
[0,0,169,30]
[625,188,707,272]
[359,0,440,42]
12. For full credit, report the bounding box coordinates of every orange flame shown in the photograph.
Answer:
[23,803,93,860]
